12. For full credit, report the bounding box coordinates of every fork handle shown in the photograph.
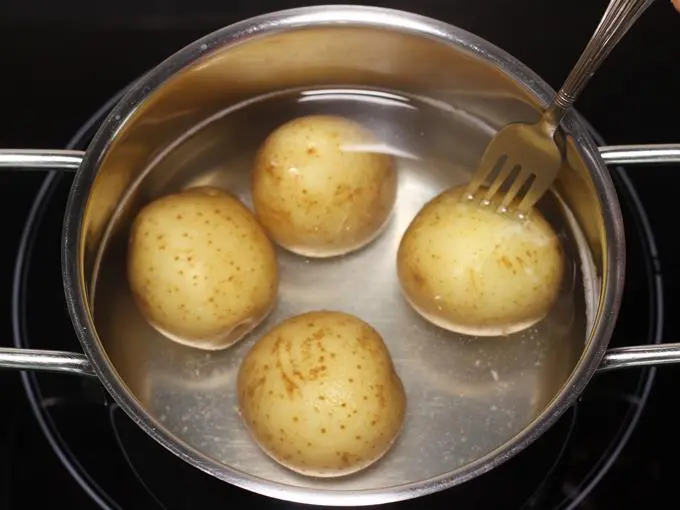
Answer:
[544,0,656,129]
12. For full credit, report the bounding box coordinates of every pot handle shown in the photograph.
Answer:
[597,143,680,371]
[0,149,85,170]
[0,348,95,376]
[598,144,680,165]
[0,149,94,376]
[598,345,680,372]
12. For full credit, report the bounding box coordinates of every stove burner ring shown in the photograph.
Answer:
[10,88,663,509]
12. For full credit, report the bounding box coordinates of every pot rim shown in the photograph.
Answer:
[60,5,626,506]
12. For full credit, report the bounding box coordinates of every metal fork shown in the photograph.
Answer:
[466,0,656,216]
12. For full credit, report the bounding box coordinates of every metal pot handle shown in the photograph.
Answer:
[598,144,680,165]
[0,145,679,377]
[0,149,85,171]
[597,143,680,371]
[0,149,94,376]
[0,348,95,376]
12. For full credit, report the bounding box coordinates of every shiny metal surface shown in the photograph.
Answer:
[465,116,562,214]
[599,143,680,165]
[0,348,94,375]
[0,5,675,507]
[466,0,654,216]
[0,149,84,170]
[599,344,680,371]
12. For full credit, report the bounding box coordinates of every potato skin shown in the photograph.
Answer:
[397,185,564,336]
[127,186,278,350]
[251,115,397,258]
[237,311,406,477]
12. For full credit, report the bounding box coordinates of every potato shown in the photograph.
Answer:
[127,186,278,350]
[237,311,406,477]
[251,115,397,258]
[397,185,564,336]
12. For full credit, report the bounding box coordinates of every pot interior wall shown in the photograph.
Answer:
[80,23,606,490]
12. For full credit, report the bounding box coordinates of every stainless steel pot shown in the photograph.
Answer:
[1,5,680,507]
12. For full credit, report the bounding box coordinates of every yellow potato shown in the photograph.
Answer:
[251,115,397,258]
[237,311,406,477]
[397,185,564,336]
[127,186,278,350]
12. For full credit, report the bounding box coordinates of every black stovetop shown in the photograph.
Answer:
[1,1,680,509]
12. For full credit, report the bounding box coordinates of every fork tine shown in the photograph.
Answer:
[498,167,531,211]
[517,170,553,215]
[482,163,515,203]
[465,151,505,198]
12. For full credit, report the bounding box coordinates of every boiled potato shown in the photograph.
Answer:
[127,186,278,350]
[397,185,564,336]
[237,311,406,477]
[251,115,397,258]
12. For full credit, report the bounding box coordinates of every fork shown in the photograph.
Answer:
[465,0,656,216]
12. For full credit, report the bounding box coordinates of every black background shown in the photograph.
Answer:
[0,0,679,508]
